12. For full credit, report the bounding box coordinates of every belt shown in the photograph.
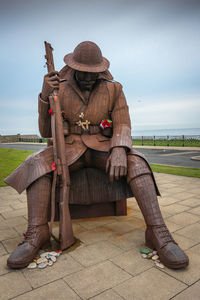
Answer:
[69,124,101,135]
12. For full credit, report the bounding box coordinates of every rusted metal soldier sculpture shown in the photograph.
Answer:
[5,41,189,269]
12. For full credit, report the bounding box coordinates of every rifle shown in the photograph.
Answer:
[44,41,74,250]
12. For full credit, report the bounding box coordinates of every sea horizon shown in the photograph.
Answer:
[132,127,200,137]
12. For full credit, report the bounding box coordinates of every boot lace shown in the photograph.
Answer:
[156,225,175,245]
[18,226,36,245]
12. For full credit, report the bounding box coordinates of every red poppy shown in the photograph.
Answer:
[51,162,56,171]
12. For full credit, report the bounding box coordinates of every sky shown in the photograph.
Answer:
[0,0,200,135]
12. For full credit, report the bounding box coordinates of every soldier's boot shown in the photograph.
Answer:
[129,174,189,269]
[7,175,51,268]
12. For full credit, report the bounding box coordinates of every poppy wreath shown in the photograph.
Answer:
[100,119,112,129]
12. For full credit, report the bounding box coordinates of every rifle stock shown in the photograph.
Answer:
[44,41,74,250]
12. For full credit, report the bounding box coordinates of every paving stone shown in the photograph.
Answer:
[162,244,200,285]
[22,255,82,289]
[113,267,187,300]
[2,237,21,253]
[175,192,196,201]
[0,228,19,241]
[190,188,200,195]
[165,220,184,233]
[0,216,27,227]
[160,203,190,216]
[126,209,145,220]
[69,240,123,267]
[75,225,113,245]
[0,205,14,214]
[172,280,200,300]
[159,197,179,206]
[0,271,32,300]
[180,198,200,208]
[188,206,200,216]
[110,228,145,251]
[0,200,13,209]
[104,219,144,235]
[76,216,115,230]
[0,254,11,276]
[110,248,153,276]
[0,241,7,256]
[91,289,123,299]
[167,212,199,226]
[63,261,131,299]
[175,223,200,242]
[14,224,27,235]
[0,214,5,221]
[72,222,86,234]
[127,197,137,205]
[13,279,80,300]
[1,208,27,219]
[10,202,27,210]
[165,187,187,194]
[172,233,199,250]
[159,183,179,190]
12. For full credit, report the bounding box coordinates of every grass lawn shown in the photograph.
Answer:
[0,148,34,187]
[151,164,200,178]
[132,139,200,147]
[0,148,199,187]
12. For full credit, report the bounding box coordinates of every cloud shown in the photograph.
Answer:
[0,0,200,134]
[129,95,200,129]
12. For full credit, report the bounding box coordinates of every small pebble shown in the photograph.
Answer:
[50,255,57,262]
[147,253,154,259]
[40,252,50,257]
[49,251,57,257]
[140,248,151,255]
[141,253,147,259]
[152,255,159,261]
[56,250,62,256]
[45,254,51,260]
[38,262,48,269]
[36,257,47,264]
[27,262,37,269]
[48,260,53,266]
[155,261,165,269]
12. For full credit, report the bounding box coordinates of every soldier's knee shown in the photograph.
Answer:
[127,155,151,184]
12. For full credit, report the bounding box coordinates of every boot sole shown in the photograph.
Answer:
[7,261,30,269]
[7,239,51,269]
[163,261,189,269]
[145,241,189,269]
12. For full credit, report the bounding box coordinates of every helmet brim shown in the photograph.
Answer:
[64,53,110,73]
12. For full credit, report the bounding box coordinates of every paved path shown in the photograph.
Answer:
[0,173,200,299]
[1,143,200,168]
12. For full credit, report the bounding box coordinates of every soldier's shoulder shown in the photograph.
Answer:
[102,79,123,89]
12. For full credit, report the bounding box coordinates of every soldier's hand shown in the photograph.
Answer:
[106,147,127,183]
[41,71,60,101]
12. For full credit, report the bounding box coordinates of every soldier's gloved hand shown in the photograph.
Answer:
[106,147,127,183]
[41,71,60,101]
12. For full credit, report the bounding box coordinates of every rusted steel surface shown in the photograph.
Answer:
[6,41,189,270]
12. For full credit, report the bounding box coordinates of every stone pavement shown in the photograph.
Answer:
[0,173,200,300]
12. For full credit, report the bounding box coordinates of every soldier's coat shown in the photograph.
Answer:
[5,66,159,197]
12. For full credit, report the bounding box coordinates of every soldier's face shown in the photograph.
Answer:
[75,71,99,91]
